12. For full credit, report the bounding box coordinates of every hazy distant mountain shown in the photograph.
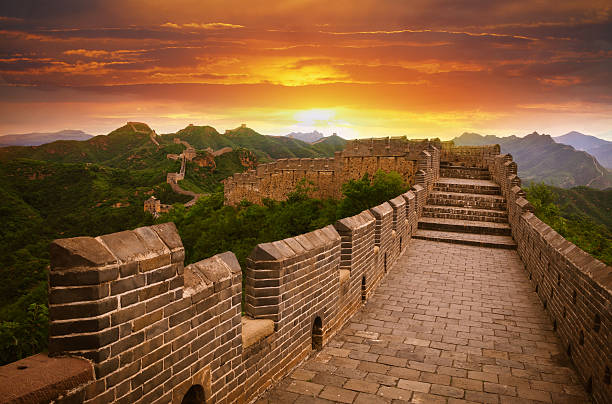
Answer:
[554,131,609,150]
[553,131,612,169]
[285,130,325,143]
[587,144,612,169]
[0,130,93,147]
[453,132,612,189]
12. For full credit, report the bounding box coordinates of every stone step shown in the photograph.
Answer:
[422,205,508,223]
[418,217,512,236]
[428,191,507,210]
[440,166,492,180]
[413,229,517,249]
[434,178,501,195]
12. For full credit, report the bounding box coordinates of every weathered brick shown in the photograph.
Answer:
[111,302,145,326]
[110,331,144,357]
[138,281,169,301]
[49,316,110,336]
[49,284,110,304]
[146,265,176,285]
[49,327,119,353]
[49,297,117,321]
[133,308,163,332]
[106,360,141,388]
[49,267,118,287]
[110,274,145,295]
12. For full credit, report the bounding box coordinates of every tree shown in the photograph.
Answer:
[339,170,408,217]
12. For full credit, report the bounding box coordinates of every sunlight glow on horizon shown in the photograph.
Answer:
[0,0,610,138]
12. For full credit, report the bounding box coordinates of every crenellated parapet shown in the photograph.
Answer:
[223,137,442,206]
[488,152,611,404]
[3,141,609,404]
[2,174,428,403]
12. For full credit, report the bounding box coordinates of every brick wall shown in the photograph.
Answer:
[402,190,418,242]
[9,142,607,404]
[490,153,611,404]
[12,172,431,404]
[223,137,442,206]
[334,210,376,330]
[370,202,394,296]
[388,195,407,265]
[46,223,247,404]
[243,225,341,399]
[440,143,500,169]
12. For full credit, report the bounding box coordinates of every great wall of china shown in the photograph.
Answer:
[147,138,231,216]
[0,138,610,404]
[222,138,438,205]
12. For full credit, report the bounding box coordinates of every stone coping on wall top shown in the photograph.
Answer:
[335,209,375,233]
[402,190,415,200]
[184,251,241,296]
[388,195,406,208]
[241,316,274,349]
[370,202,393,218]
[0,354,94,404]
[522,212,612,292]
[49,222,183,273]
[249,225,340,262]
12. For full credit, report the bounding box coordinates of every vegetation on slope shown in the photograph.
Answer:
[525,183,612,265]
[165,125,345,162]
[0,170,406,364]
[161,170,407,270]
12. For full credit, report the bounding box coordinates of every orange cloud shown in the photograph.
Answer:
[161,22,244,30]
[0,0,610,138]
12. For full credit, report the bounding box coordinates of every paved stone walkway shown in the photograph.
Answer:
[257,240,589,404]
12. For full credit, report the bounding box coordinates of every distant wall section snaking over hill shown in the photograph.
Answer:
[222,137,442,205]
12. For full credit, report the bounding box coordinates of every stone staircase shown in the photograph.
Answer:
[414,168,517,249]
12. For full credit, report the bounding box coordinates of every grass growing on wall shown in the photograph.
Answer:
[525,183,612,266]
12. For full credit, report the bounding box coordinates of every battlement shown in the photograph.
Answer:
[223,137,441,205]
[2,142,610,404]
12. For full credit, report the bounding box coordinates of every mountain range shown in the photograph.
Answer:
[453,132,612,189]
[285,130,325,143]
[0,129,93,147]
[553,131,612,169]
[0,122,348,344]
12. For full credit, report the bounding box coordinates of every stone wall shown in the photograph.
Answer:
[0,147,438,403]
[223,137,442,206]
[4,141,609,404]
[46,223,245,403]
[440,143,500,169]
[439,145,612,404]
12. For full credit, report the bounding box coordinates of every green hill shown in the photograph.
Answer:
[0,123,156,164]
[0,122,350,364]
[453,132,612,189]
[525,183,612,265]
[165,124,345,162]
[311,134,348,155]
[547,186,612,232]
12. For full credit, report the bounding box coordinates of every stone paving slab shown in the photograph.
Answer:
[436,178,500,187]
[256,239,589,404]
[419,218,511,230]
[429,191,506,202]
[413,230,517,250]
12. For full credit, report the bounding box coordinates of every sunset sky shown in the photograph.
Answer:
[1,0,611,140]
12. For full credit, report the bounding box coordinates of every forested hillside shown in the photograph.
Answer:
[525,183,612,265]
[0,122,346,365]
